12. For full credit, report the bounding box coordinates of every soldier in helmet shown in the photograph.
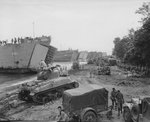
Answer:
[116,90,124,117]
[110,88,117,109]
[39,60,47,70]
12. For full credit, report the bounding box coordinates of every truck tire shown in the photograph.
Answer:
[123,107,133,122]
[81,110,97,122]
[142,100,148,114]
[131,104,139,122]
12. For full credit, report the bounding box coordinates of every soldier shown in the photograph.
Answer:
[57,106,69,122]
[11,39,14,44]
[110,88,117,109]
[14,38,17,44]
[39,60,47,70]
[47,63,53,72]
[116,90,124,117]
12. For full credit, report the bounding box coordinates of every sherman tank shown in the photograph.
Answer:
[18,77,79,104]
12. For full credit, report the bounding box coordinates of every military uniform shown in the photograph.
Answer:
[110,90,117,109]
[57,110,69,122]
[39,60,47,70]
[116,91,124,116]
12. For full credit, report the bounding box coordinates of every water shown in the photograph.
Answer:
[0,73,37,90]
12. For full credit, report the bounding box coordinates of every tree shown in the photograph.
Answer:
[112,37,121,56]
[113,35,134,60]
[135,2,150,23]
[113,2,150,68]
[134,18,150,67]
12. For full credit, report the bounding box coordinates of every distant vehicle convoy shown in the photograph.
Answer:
[91,66,111,77]
[108,58,117,66]
[97,66,111,75]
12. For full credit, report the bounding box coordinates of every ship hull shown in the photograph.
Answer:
[0,37,56,73]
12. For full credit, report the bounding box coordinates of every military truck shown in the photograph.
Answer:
[62,84,108,122]
[123,96,150,122]
[18,77,79,104]
[97,66,111,75]
[92,66,111,76]
[108,58,117,66]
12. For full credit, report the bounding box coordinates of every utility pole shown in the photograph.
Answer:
[33,22,35,38]
[148,2,150,18]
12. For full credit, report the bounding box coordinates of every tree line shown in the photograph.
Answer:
[113,2,150,68]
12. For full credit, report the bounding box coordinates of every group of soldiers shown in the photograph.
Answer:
[110,88,124,117]
[0,37,29,46]
[11,38,23,44]
[0,40,7,46]
[0,37,35,46]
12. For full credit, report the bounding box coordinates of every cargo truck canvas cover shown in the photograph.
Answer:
[63,84,108,114]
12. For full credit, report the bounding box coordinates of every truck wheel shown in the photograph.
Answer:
[123,107,132,122]
[81,111,97,122]
[131,104,139,122]
[142,100,148,114]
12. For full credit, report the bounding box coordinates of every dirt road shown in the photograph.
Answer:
[5,65,150,122]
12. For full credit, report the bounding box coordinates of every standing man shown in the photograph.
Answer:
[116,90,124,117]
[110,88,117,109]
[47,63,53,72]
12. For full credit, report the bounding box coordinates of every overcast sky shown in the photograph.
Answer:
[0,0,148,54]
